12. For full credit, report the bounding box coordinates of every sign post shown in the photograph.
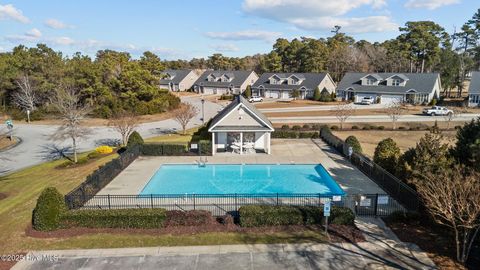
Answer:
[324,201,331,234]
[26,109,31,123]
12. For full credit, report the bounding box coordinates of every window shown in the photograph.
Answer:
[392,79,401,86]
[366,79,375,85]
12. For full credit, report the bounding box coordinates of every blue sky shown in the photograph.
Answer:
[0,0,477,60]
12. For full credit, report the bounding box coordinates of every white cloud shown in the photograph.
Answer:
[211,44,240,52]
[25,28,42,38]
[242,0,396,34]
[0,4,29,23]
[0,46,5,52]
[44,18,73,29]
[404,0,459,10]
[5,28,42,42]
[49,37,75,46]
[205,30,282,42]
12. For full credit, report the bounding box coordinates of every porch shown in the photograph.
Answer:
[211,129,271,155]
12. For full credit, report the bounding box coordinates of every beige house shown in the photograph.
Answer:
[208,95,274,155]
[251,73,336,99]
[194,70,258,95]
[159,69,200,91]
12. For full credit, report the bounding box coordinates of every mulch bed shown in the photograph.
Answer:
[385,220,468,270]
[26,223,365,243]
[0,193,7,200]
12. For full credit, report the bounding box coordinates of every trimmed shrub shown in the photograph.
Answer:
[165,210,214,226]
[292,125,301,131]
[271,130,299,138]
[319,88,332,102]
[299,131,319,139]
[373,138,401,174]
[219,94,234,100]
[87,151,102,160]
[351,125,359,130]
[377,126,385,130]
[141,143,188,156]
[127,131,144,147]
[330,125,339,130]
[398,126,406,130]
[281,124,290,130]
[238,205,353,227]
[95,145,113,154]
[362,125,371,130]
[302,124,310,130]
[330,206,355,225]
[312,124,322,130]
[198,140,212,155]
[32,187,67,231]
[60,208,167,229]
[313,86,321,101]
[345,136,362,154]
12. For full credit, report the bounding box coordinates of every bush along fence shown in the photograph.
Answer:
[65,193,406,218]
[319,126,421,212]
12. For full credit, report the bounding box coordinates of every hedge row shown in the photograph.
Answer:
[271,131,320,139]
[198,140,212,155]
[238,205,354,227]
[141,143,188,156]
[61,208,167,229]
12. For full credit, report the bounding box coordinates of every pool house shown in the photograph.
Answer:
[208,95,274,155]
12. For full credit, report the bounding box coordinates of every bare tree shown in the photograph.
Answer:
[442,108,459,130]
[108,112,139,146]
[385,102,403,130]
[332,103,354,130]
[51,87,91,163]
[174,103,198,135]
[13,75,37,123]
[411,166,480,264]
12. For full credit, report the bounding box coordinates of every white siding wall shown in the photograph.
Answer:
[240,72,259,93]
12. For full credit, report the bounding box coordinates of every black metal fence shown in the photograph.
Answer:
[319,128,421,212]
[65,193,405,218]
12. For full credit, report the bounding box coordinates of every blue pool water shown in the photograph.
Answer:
[140,164,344,195]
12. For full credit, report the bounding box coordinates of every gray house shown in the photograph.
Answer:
[208,95,274,155]
[337,72,442,105]
[159,69,200,91]
[251,73,336,100]
[193,70,258,95]
[468,71,480,107]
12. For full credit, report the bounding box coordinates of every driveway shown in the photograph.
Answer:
[12,218,436,270]
[0,96,222,176]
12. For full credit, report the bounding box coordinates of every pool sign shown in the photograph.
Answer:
[377,195,389,205]
[332,195,342,202]
[323,201,331,217]
[6,119,13,128]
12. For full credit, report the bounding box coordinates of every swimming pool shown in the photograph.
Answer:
[140,164,344,195]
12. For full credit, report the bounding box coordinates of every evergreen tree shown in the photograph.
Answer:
[313,87,321,101]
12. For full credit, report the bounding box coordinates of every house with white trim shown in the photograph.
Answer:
[468,71,480,107]
[251,73,336,99]
[159,69,200,91]
[193,70,258,95]
[336,72,442,105]
[208,95,274,155]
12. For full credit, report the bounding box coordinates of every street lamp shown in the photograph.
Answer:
[201,98,205,125]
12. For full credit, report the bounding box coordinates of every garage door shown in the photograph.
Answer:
[381,95,403,105]
[268,91,279,99]
[282,91,290,99]
[355,93,377,103]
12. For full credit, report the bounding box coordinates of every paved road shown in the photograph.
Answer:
[258,103,388,113]
[0,96,222,175]
[12,218,436,270]
[269,113,480,124]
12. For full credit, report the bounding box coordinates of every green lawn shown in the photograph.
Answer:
[144,128,198,143]
[0,149,327,255]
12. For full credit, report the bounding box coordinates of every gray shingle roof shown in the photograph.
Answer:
[159,69,193,85]
[252,73,328,91]
[194,70,256,88]
[469,71,480,94]
[337,72,440,94]
[208,95,274,132]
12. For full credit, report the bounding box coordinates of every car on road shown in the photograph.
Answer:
[360,96,375,105]
[248,96,263,103]
[422,106,453,116]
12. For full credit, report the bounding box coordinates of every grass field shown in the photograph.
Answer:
[0,147,327,255]
[144,127,198,143]
[334,130,457,158]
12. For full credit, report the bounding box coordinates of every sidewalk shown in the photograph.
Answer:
[13,218,436,270]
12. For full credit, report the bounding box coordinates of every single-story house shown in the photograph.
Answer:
[194,70,258,95]
[159,69,200,91]
[208,95,274,155]
[468,71,480,107]
[251,73,336,99]
[336,72,442,105]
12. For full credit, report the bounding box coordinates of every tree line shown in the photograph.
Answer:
[1,9,480,120]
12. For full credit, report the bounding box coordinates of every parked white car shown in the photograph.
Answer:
[248,96,263,103]
[360,96,375,105]
[422,106,453,116]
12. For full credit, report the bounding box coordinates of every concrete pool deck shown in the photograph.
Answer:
[98,139,385,196]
